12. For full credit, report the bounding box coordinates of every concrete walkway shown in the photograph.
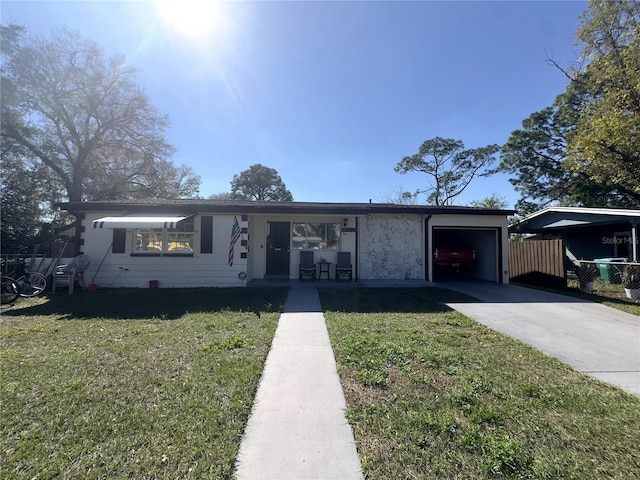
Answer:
[439,281,640,396]
[235,287,363,480]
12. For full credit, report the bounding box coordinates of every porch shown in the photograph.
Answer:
[247,278,434,288]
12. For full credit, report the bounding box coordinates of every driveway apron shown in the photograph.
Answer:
[439,281,640,396]
[235,286,363,480]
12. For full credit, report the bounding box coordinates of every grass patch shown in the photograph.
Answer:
[1,288,287,479]
[566,277,640,316]
[321,287,640,479]
[513,280,640,317]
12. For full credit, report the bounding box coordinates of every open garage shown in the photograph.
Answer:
[431,226,502,283]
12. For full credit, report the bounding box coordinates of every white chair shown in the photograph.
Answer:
[52,255,91,294]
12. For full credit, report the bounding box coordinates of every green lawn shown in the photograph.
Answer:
[515,279,640,317]
[565,278,640,316]
[320,287,640,479]
[3,286,639,479]
[0,288,287,480]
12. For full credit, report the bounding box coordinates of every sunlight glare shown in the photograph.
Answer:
[154,0,226,41]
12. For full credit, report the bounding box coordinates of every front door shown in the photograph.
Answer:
[266,222,290,276]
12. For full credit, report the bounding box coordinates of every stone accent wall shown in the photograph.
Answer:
[359,214,424,279]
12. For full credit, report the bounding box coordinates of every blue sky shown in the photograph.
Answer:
[2,1,588,208]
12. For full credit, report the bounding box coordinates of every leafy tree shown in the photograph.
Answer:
[0,148,54,254]
[1,29,61,254]
[565,0,640,203]
[1,25,200,204]
[395,137,499,206]
[499,82,631,213]
[469,193,509,210]
[500,1,640,211]
[230,164,293,201]
[207,192,233,200]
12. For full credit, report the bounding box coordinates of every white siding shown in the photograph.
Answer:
[81,213,249,288]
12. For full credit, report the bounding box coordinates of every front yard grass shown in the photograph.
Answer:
[1,288,287,479]
[514,279,640,316]
[321,288,640,479]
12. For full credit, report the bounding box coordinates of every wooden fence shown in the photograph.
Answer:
[509,239,566,289]
[45,239,76,258]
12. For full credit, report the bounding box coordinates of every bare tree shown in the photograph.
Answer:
[378,184,419,205]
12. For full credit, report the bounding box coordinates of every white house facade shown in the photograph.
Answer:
[60,200,512,288]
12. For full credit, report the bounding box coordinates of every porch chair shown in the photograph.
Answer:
[298,251,317,281]
[335,251,353,282]
[52,254,91,295]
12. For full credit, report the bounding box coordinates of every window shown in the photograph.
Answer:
[292,222,341,250]
[613,231,631,259]
[133,218,194,255]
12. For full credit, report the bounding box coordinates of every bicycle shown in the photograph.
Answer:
[2,258,47,297]
[1,276,20,304]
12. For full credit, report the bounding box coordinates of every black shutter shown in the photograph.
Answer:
[201,216,213,253]
[112,229,126,253]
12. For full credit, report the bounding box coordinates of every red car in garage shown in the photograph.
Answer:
[434,247,476,275]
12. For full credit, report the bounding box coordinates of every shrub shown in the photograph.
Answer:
[576,262,597,288]
[621,265,640,289]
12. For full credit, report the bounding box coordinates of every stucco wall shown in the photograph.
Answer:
[359,214,424,279]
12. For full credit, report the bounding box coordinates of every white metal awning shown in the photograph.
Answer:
[92,215,193,229]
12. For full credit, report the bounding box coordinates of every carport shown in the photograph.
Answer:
[509,206,640,262]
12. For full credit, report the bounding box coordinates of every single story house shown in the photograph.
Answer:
[510,206,640,262]
[59,199,513,288]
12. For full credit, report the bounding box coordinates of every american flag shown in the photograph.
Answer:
[228,216,241,266]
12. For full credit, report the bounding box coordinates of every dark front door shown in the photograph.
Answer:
[266,222,290,276]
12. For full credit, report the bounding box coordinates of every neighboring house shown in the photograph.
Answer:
[510,207,640,262]
[59,200,513,288]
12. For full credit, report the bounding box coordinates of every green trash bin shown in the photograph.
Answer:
[594,258,626,284]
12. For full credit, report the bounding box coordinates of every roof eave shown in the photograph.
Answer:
[57,200,515,217]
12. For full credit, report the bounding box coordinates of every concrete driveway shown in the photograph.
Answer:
[438,281,640,396]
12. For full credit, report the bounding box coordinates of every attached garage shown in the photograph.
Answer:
[432,227,501,282]
[427,214,509,284]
